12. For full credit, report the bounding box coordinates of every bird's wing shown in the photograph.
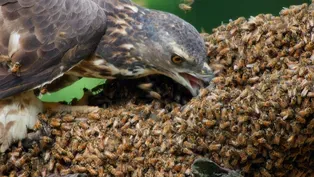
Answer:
[92,0,132,6]
[0,0,107,99]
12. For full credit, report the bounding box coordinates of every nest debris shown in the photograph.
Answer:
[1,2,314,177]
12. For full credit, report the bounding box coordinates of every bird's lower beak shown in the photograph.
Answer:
[168,63,214,97]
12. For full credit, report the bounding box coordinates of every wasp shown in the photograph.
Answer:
[179,3,192,12]
[40,86,49,95]
[37,85,50,98]
[9,61,21,76]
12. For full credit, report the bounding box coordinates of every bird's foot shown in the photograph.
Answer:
[0,91,43,152]
[43,102,100,114]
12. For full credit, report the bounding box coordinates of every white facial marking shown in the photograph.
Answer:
[170,42,191,62]
[8,32,21,58]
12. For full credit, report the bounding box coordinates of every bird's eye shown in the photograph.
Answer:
[171,55,184,64]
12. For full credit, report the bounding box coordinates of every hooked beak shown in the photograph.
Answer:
[193,62,214,83]
[167,63,214,96]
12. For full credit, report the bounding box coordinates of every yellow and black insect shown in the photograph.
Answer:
[179,0,194,12]
[40,86,49,95]
[179,3,192,12]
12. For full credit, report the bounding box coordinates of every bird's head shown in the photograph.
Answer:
[136,10,213,96]
[97,5,213,96]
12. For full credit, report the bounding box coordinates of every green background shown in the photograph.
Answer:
[41,0,310,103]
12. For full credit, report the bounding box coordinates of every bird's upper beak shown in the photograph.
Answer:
[168,62,214,96]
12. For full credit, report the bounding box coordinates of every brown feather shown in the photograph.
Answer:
[11,50,37,70]
[0,0,107,99]
[20,34,41,51]
[1,9,20,20]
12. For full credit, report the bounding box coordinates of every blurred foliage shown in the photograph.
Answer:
[41,0,310,102]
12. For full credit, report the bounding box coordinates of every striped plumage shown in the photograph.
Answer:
[0,0,213,152]
[69,0,213,95]
[0,0,106,152]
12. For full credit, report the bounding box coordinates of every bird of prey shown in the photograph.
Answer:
[0,0,213,152]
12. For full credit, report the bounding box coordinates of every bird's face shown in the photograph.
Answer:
[134,10,213,96]
[90,6,213,96]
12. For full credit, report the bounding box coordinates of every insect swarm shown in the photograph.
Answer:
[1,1,314,177]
